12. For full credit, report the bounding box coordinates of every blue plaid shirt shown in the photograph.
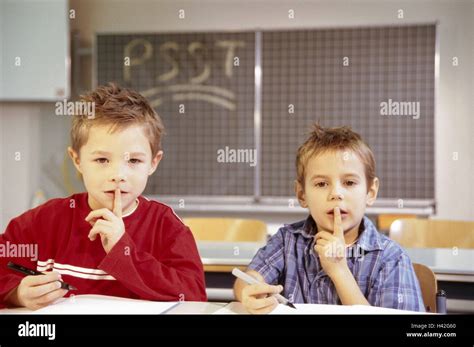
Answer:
[248,215,425,311]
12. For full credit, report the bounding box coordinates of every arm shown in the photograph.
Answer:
[99,226,206,302]
[314,207,369,306]
[369,252,425,311]
[233,269,265,302]
[0,209,68,309]
[233,269,283,314]
[233,229,286,314]
[86,191,206,302]
[328,266,370,306]
[0,216,36,306]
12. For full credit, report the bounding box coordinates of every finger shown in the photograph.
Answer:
[88,224,103,241]
[248,302,279,315]
[314,244,325,256]
[28,280,63,298]
[333,207,344,237]
[88,223,112,241]
[35,288,68,306]
[23,272,61,287]
[245,295,278,310]
[90,219,113,230]
[113,188,122,219]
[85,209,116,223]
[315,231,334,241]
[245,283,283,297]
[316,238,329,247]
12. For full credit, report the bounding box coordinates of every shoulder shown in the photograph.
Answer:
[13,193,83,221]
[359,217,412,267]
[265,218,310,248]
[378,234,409,262]
[371,233,413,272]
[139,196,189,230]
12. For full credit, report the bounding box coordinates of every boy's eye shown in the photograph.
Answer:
[129,159,142,164]
[315,182,327,188]
[346,180,357,186]
[95,158,109,164]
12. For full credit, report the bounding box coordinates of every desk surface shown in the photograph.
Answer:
[0,297,425,315]
[404,248,474,277]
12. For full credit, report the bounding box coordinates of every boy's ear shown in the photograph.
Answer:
[148,150,164,176]
[67,147,83,174]
[366,177,379,206]
[294,180,308,208]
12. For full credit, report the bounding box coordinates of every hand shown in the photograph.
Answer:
[241,282,283,314]
[9,272,68,310]
[85,188,125,253]
[314,207,348,278]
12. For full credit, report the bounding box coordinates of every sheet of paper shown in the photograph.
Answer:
[214,302,427,315]
[214,302,353,315]
[213,301,251,314]
[26,295,179,315]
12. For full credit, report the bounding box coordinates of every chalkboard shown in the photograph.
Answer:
[97,32,255,196]
[96,25,435,201]
[261,25,435,199]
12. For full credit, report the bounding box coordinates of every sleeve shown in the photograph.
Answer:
[247,228,286,285]
[0,211,38,308]
[369,252,425,312]
[98,217,207,302]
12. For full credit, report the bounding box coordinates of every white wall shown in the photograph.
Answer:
[0,103,42,229]
[1,0,473,231]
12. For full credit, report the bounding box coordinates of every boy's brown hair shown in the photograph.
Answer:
[296,123,376,190]
[70,83,165,158]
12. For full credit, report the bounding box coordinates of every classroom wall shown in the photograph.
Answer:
[0,103,42,230]
[1,0,473,232]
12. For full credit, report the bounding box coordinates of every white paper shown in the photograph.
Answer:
[214,302,427,315]
[25,294,179,315]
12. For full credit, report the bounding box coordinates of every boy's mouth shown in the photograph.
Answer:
[326,208,349,216]
[104,190,128,196]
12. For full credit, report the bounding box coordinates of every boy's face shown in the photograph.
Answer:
[295,150,379,239]
[68,124,163,215]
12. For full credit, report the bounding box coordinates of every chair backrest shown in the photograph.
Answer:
[389,219,474,249]
[183,218,267,243]
[377,214,416,232]
[412,263,437,312]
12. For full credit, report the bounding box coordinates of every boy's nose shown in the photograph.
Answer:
[109,170,127,183]
[329,192,343,201]
[108,163,127,182]
[111,175,126,183]
[329,185,344,200]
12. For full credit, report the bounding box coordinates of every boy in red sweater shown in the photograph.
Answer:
[0,84,207,310]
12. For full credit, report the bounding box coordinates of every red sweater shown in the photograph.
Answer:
[0,193,207,308]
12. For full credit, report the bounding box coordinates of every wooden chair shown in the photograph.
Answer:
[389,219,474,249]
[183,218,267,272]
[413,263,438,312]
[377,214,416,233]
